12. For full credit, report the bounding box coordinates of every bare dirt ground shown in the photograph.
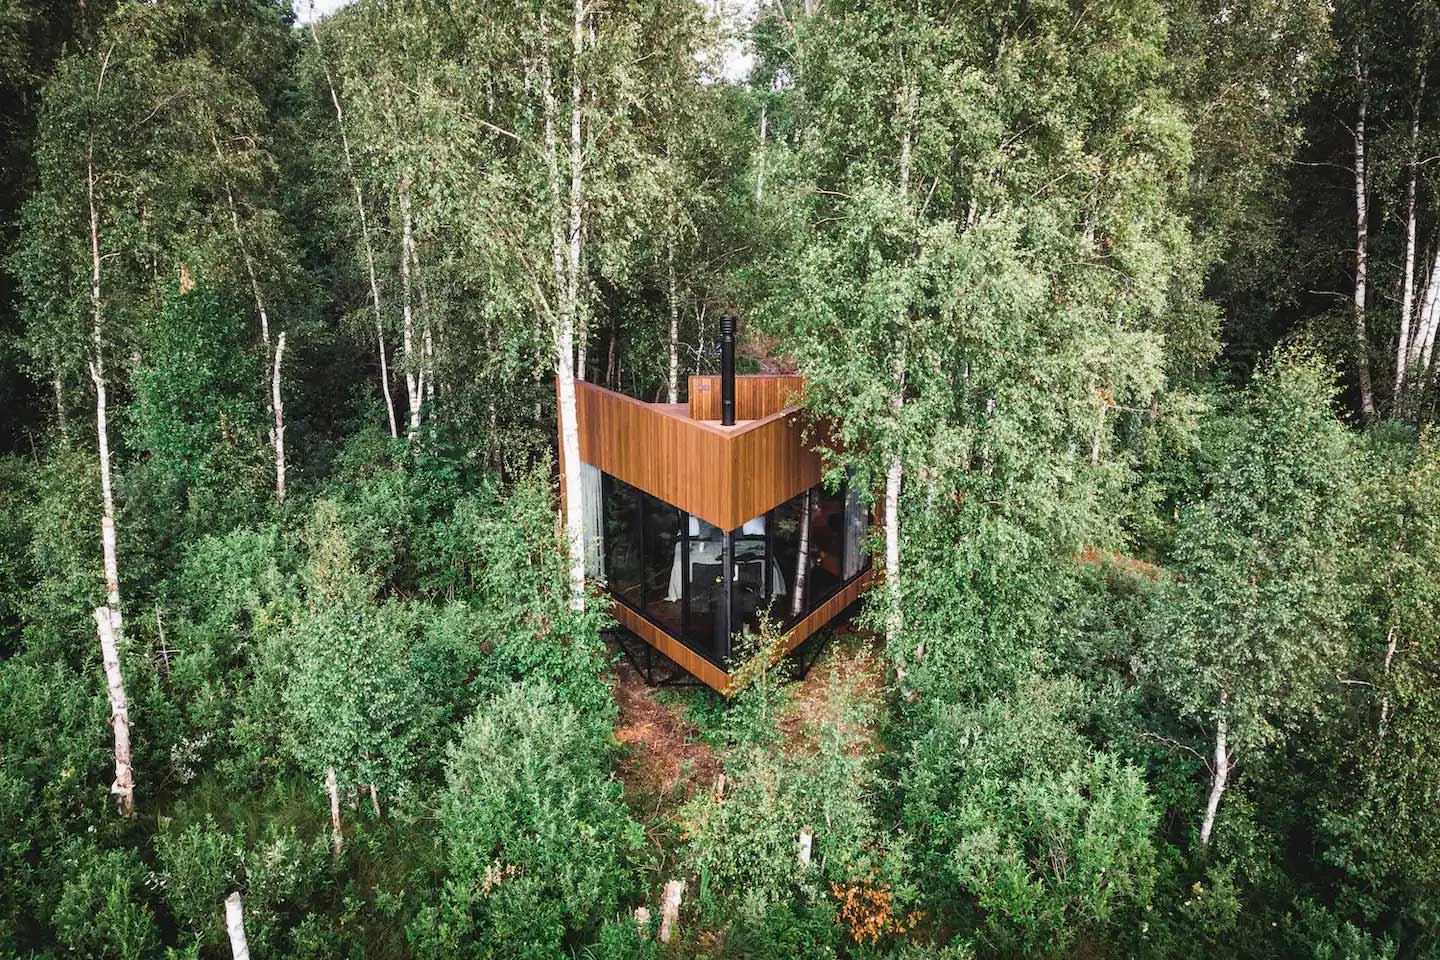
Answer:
[610,659,722,813]
[609,614,886,814]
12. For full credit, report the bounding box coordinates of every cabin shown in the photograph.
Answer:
[559,318,874,693]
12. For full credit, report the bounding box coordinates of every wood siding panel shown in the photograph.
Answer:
[727,411,823,527]
[688,375,806,421]
[774,568,875,660]
[611,568,875,695]
[569,380,825,531]
[574,381,734,528]
[610,601,732,693]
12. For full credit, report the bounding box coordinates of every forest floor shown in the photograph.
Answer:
[606,616,883,950]
[606,614,884,868]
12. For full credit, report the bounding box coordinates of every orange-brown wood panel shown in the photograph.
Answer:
[609,601,732,693]
[727,410,824,528]
[570,380,822,531]
[688,375,806,421]
[774,568,876,660]
[575,381,734,528]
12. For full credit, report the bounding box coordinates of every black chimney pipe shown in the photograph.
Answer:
[720,314,736,426]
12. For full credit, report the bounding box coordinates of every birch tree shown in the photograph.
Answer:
[759,0,1202,703]
[1149,349,1354,846]
[1351,49,1377,419]
[306,13,399,439]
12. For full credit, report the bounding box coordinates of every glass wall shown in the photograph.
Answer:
[684,516,727,664]
[598,470,870,671]
[641,491,683,637]
[601,473,642,609]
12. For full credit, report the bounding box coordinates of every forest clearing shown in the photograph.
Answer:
[1,0,1438,957]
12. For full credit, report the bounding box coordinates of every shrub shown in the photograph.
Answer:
[411,681,642,959]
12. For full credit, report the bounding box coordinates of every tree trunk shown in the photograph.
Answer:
[1353,52,1376,419]
[272,332,287,502]
[54,373,68,440]
[659,879,685,944]
[1409,252,1440,378]
[755,99,767,204]
[212,133,271,354]
[369,782,381,819]
[667,223,680,404]
[886,87,913,651]
[1199,700,1231,847]
[309,19,398,439]
[213,133,288,498]
[399,176,421,436]
[791,489,812,618]
[224,892,250,960]
[95,606,135,817]
[326,766,343,855]
[568,0,587,386]
[86,147,122,618]
[544,0,589,612]
[1397,72,1424,404]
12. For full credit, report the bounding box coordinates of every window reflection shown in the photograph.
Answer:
[595,470,869,671]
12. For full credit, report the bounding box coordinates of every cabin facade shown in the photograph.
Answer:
[559,325,873,692]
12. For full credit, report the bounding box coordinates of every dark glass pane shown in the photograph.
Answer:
[683,516,728,665]
[806,482,848,612]
[641,493,683,639]
[602,474,642,609]
[733,513,778,642]
[770,491,807,630]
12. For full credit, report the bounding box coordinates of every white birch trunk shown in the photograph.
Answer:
[272,332,287,502]
[86,146,123,624]
[1353,52,1376,419]
[95,606,135,816]
[1410,252,1440,374]
[1397,73,1424,403]
[755,100,767,204]
[309,20,398,438]
[791,489,812,618]
[399,177,421,435]
[667,224,680,405]
[213,133,289,497]
[224,892,250,960]
[369,782,381,819]
[54,373,68,439]
[659,879,685,944]
[886,87,913,651]
[1199,698,1231,847]
[544,6,588,612]
[568,0,586,385]
[326,766,343,855]
[797,827,813,867]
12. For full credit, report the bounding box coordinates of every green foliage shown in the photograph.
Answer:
[52,842,159,960]
[682,647,912,948]
[128,283,264,500]
[903,677,1159,953]
[1149,348,1355,758]
[412,680,642,960]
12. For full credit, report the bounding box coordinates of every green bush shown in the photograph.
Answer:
[411,680,642,959]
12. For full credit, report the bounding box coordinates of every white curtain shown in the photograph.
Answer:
[843,482,867,579]
[580,463,604,581]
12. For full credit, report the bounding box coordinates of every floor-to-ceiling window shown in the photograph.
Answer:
[596,469,870,671]
[641,491,683,637]
[601,473,642,609]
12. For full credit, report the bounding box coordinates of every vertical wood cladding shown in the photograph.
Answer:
[572,380,822,530]
[687,375,806,421]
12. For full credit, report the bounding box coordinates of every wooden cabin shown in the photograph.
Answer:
[559,321,874,693]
